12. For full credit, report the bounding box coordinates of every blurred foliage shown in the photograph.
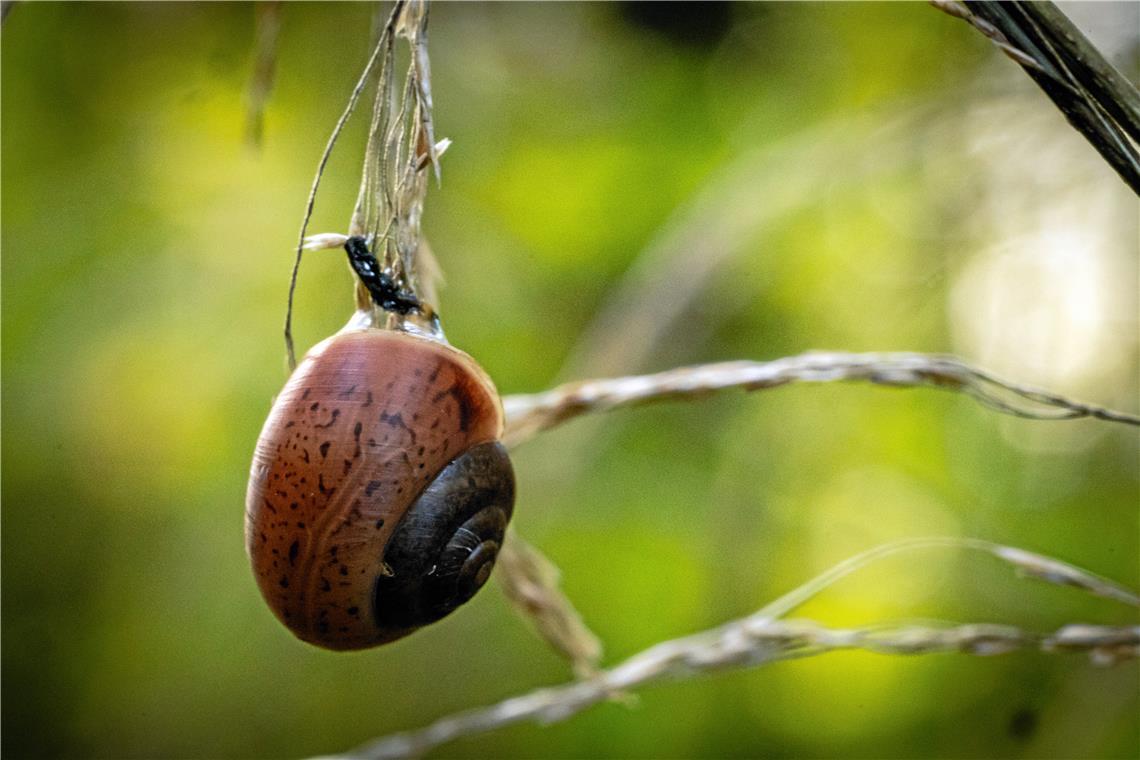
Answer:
[2,2,1138,759]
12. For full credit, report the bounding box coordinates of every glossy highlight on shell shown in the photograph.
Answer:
[245,328,515,650]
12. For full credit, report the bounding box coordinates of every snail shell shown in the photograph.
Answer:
[245,328,515,650]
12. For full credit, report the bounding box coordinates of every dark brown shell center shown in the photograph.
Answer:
[372,440,515,629]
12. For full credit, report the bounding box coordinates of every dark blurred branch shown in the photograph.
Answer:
[2,0,15,24]
[1017,2,1140,139]
[932,0,1140,195]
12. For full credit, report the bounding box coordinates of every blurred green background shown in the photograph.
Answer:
[3,2,1138,758]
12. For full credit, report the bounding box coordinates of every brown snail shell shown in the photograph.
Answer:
[245,328,515,650]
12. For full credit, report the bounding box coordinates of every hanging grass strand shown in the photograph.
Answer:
[283,1,406,370]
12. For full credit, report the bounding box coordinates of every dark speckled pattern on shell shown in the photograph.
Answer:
[244,329,505,650]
